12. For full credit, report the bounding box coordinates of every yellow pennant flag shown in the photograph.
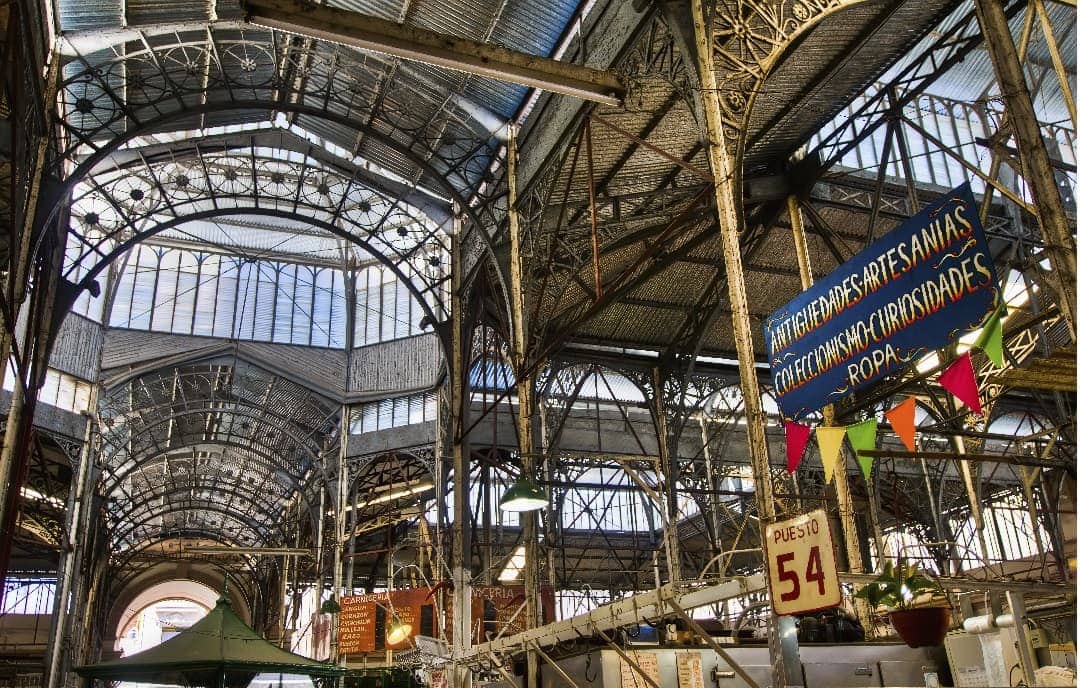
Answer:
[816,426,847,484]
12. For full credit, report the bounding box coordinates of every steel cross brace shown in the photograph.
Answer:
[591,625,662,688]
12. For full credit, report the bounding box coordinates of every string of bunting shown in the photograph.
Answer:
[783,307,1004,481]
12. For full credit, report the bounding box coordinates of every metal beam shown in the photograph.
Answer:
[690,1,802,686]
[974,0,1077,334]
[463,575,766,660]
[507,122,542,688]
[666,599,761,688]
[244,0,625,106]
[857,449,1071,471]
[60,20,248,54]
[838,572,1072,596]
[183,546,312,556]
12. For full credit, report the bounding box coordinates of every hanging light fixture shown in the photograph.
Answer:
[373,600,413,645]
[385,616,413,645]
[498,475,547,512]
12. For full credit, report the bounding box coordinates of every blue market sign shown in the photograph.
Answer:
[764,184,998,419]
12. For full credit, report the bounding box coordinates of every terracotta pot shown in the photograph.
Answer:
[888,606,951,648]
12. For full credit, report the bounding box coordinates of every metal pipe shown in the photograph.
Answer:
[697,549,762,581]
[787,195,873,630]
[974,0,1077,334]
[507,122,541,688]
[530,641,585,688]
[464,574,765,660]
[691,2,798,683]
[449,220,473,688]
[667,599,761,688]
[44,411,96,688]
[592,625,663,688]
[244,0,624,106]
[585,119,603,302]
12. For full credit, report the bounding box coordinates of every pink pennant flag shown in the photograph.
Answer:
[939,351,982,414]
[785,421,812,473]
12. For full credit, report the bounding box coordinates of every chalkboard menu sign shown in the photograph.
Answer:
[445,585,556,644]
[338,585,555,654]
[338,588,436,655]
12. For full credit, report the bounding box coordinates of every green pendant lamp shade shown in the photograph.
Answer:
[499,476,547,512]
[319,597,341,614]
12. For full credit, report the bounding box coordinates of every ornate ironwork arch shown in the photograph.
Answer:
[99,407,334,534]
[102,445,315,527]
[102,557,261,640]
[50,31,515,337]
[96,358,341,555]
[58,100,495,228]
[709,0,874,157]
[71,210,448,347]
[56,33,504,200]
[65,141,453,328]
[99,405,330,475]
[108,501,282,549]
[104,439,315,491]
[347,449,438,491]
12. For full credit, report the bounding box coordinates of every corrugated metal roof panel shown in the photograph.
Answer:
[409,0,490,40]
[488,0,577,59]
[58,0,123,31]
[325,0,404,23]
[629,262,703,307]
[126,0,212,25]
[746,0,962,171]
[57,0,585,122]
[461,78,527,119]
[881,1,1074,124]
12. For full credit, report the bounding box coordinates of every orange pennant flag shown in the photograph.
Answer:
[885,396,918,453]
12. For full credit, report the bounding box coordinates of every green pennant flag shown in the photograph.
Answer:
[976,311,1004,368]
[846,418,878,482]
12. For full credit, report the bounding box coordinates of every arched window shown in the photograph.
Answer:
[104,245,427,348]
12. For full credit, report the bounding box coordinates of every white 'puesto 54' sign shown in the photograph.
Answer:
[764,509,842,616]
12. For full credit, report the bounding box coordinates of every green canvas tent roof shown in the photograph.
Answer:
[76,597,344,687]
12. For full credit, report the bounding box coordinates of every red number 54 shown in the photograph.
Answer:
[776,546,826,601]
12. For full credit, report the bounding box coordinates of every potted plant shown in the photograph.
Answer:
[853,559,951,647]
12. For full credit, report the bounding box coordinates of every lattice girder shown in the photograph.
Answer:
[96,358,340,552]
[58,30,502,202]
[66,137,452,321]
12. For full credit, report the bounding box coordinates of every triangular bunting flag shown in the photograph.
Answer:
[884,396,918,453]
[939,351,982,414]
[976,311,1004,368]
[846,418,878,482]
[816,426,846,484]
[785,421,812,474]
